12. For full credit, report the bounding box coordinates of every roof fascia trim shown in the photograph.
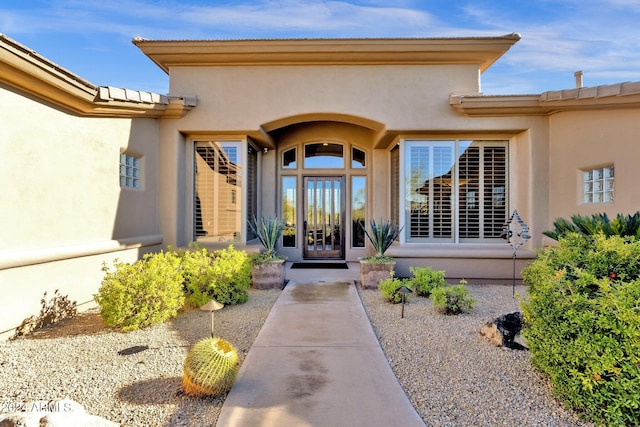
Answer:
[133,34,521,74]
[450,84,640,116]
[450,94,550,116]
[0,33,184,118]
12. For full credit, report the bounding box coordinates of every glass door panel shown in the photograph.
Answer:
[282,177,297,247]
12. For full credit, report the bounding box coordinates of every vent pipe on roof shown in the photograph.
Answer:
[574,70,584,88]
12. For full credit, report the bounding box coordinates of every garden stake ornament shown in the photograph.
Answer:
[501,210,531,297]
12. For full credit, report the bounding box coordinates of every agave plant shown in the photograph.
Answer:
[543,212,640,241]
[248,216,285,261]
[360,219,403,260]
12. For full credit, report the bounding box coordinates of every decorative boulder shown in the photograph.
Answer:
[480,312,526,350]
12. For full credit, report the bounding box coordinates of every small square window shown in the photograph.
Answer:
[352,147,366,168]
[582,166,613,204]
[120,153,141,189]
[282,147,297,169]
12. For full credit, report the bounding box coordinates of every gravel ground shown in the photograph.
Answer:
[0,289,280,427]
[0,284,593,426]
[358,284,593,427]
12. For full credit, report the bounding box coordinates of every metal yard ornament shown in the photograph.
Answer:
[501,210,531,297]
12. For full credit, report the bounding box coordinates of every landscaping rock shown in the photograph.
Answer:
[480,312,526,350]
[0,398,118,427]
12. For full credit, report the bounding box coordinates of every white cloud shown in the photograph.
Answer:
[453,1,640,91]
[175,0,437,37]
[0,0,438,39]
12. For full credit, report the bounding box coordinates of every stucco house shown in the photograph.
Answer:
[2,32,639,338]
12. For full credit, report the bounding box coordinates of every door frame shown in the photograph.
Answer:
[303,175,346,260]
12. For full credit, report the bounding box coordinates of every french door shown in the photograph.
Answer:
[303,176,345,259]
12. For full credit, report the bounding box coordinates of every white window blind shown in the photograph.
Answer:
[194,141,242,242]
[404,140,508,243]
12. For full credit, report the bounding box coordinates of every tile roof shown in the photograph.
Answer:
[540,81,640,102]
[96,86,168,104]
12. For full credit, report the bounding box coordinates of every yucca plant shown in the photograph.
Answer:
[360,219,403,261]
[248,216,285,261]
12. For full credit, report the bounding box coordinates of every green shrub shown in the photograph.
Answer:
[407,266,447,297]
[431,281,475,315]
[378,273,412,304]
[180,245,251,307]
[95,251,185,331]
[522,233,640,426]
[209,245,251,304]
[176,245,216,307]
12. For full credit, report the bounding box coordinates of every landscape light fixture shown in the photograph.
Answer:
[395,285,413,318]
[200,299,224,338]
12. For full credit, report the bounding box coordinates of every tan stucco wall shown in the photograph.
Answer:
[0,245,159,340]
[0,85,160,249]
[0,84,162,336]
[167,64,481,130]
[157,64,487,248]
[548,108,640,237]
[158,62,548,270]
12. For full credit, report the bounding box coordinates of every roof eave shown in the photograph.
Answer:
[133,34,521,73]
[450,94,551,116]
[450,82,640,116]
[0,33,185,118]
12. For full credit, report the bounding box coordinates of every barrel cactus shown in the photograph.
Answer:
[183,337,239,396]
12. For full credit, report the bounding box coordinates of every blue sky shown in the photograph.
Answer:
[2,0,639,95]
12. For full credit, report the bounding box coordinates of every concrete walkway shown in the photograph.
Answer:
[216,263,425,427]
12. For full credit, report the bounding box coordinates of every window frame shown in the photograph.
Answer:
[303,142,345,169]
[351,145,367,169]
[398,138,509,244]
[282,147,298,170]
[192,139,250,243]
[351,175,367,248]
[119,151,142,190]
[582,165,614,204]
[281,176,298,248]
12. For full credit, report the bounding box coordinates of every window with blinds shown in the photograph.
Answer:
[194,141,242,242]
[404,140,508,243]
